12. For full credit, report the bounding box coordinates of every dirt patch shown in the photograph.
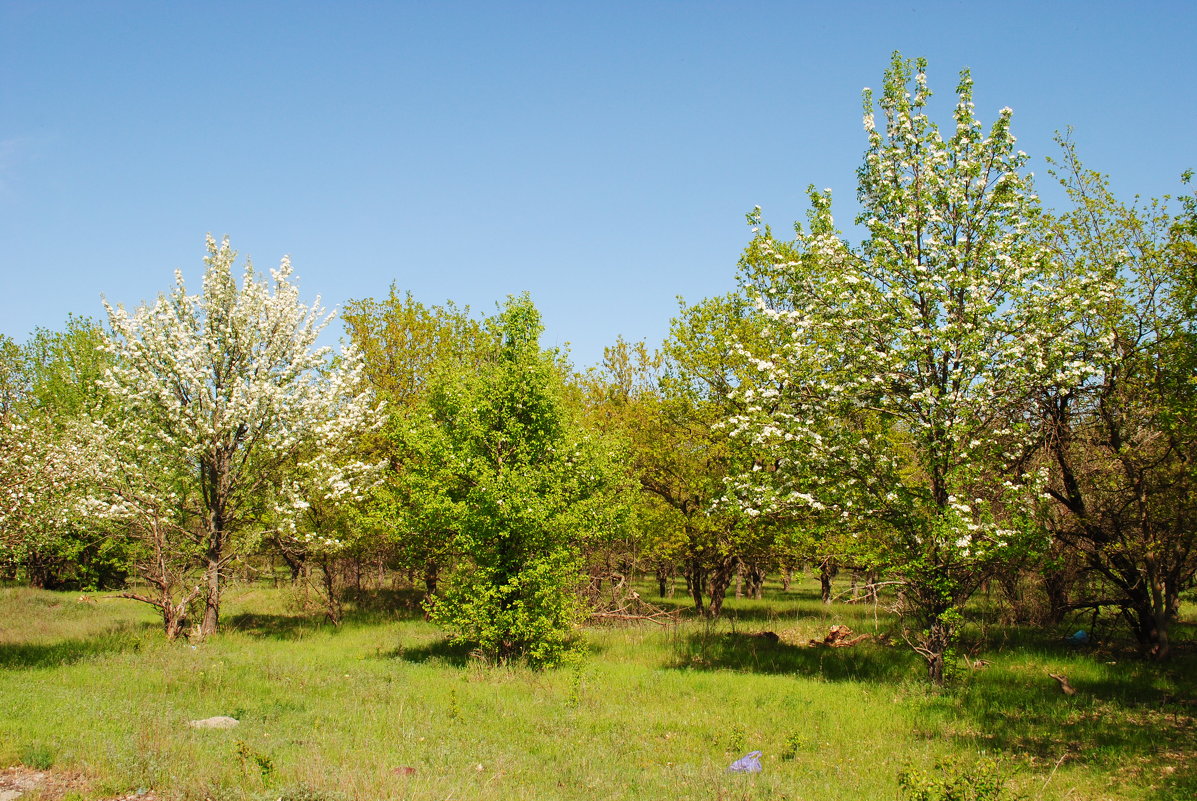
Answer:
[0,766,159,801]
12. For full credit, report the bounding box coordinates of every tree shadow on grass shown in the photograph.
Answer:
[340,587,427,615]
[667,628,919,683]
[942,655,1197,799]
[223,589,428,639]
[380,637,474,667]
[0,626,147,669]
[222,612,325,640]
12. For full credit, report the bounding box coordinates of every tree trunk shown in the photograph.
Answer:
[1042,567,1070,626]
[1165,581,1180,624]
[163,599,188,641]
[688,560,707,616]
[819,559,833,604]
[1117,571,1174,661]
[1000,573,1029,624]
[200,456,230,638]
[748,563,765,599]
[1148,576,1172,661]
[319,558,343,625]
[423,561,440,602]
[200,547,221,637]
[707,556,737,618]
[923,616,952,685]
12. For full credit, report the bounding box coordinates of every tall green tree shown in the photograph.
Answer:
[417,294,624,665]
[730,54,1094,682]
[655,294,768,616]
[343,287,490,602]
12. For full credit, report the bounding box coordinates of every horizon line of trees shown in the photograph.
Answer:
[2,53,1194,682]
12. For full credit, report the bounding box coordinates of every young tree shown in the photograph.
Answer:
[729,54,1094,682]
[95,236,379,636]
[417,294,626,665]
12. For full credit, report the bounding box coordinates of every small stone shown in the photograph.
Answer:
[188,716,239,729]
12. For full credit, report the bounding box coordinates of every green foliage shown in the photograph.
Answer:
[18,742,55,770]
[589,293,770,618]
[235,739,276,784]
[725,722,747,755]
[898,757,1021,801]
[344,287,494,599]
[779,730,805,761]
[419,294,627,666]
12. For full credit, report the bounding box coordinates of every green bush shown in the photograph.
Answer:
[898,757,1021,801]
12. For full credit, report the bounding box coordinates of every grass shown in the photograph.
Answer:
[0,581,1194,800]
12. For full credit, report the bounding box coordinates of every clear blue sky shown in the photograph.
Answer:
[3,1,1194,368]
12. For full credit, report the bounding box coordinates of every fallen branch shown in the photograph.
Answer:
[588,589,681,627]
[1048,672,1077,695]
[590,610,679,626]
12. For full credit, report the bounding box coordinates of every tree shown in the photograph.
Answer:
[95,236,379,637]
[417,294,626,665]
[729,54,1093,682]
[599,295,770,617]
[1034,140,1197,659]
[0,319,125,590]
[342,287,491,603]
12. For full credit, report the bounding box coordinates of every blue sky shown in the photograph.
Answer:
[2,1,1194,368]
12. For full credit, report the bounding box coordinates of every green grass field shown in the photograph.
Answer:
[0,581,1193,800]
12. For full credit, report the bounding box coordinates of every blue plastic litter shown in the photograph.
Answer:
[1069,629,1091,644]
[728,751,763,773]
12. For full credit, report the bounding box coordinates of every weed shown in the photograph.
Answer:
[234,739,275,785]
[779,731,805,761]
[726,722,747,755]
[19,742,54,770]
[260,785,347,801]
[566,665,586,708]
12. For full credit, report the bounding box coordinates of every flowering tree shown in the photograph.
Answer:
[96,236,379,637]
[0,320,123,589]
[0,414,87,584]
[729,54,1097,682]
[1035,142,1197,660]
